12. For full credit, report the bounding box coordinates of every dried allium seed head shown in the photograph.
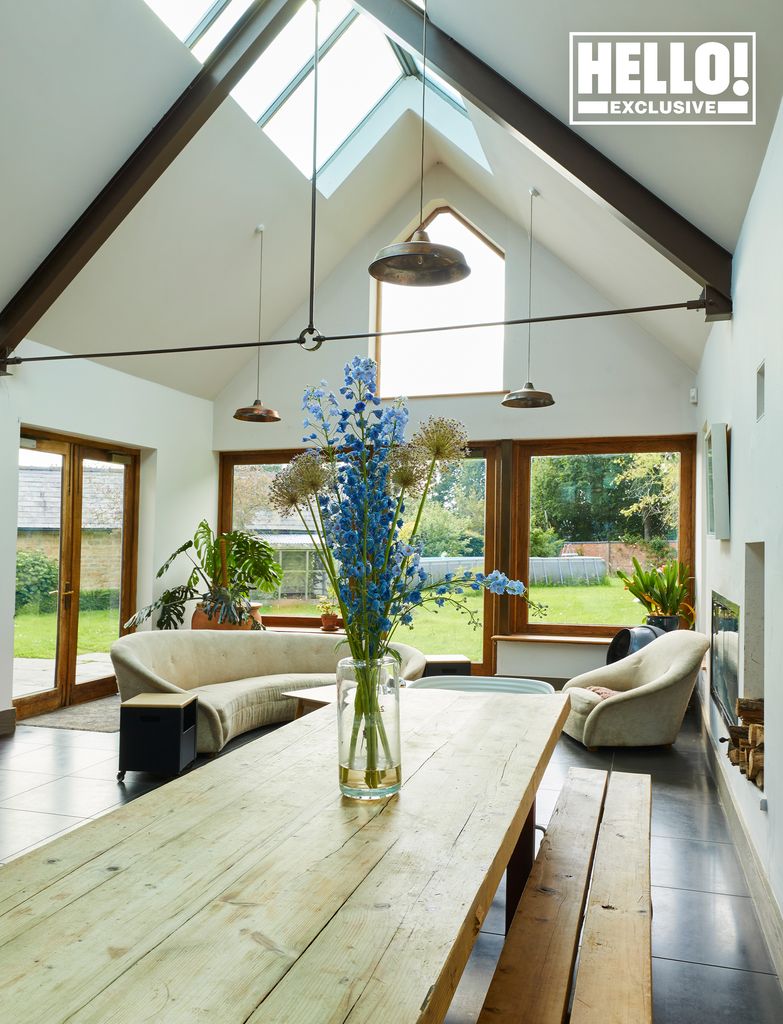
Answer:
[411,417,469,463]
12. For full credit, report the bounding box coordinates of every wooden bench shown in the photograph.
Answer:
[478,767,652,1024]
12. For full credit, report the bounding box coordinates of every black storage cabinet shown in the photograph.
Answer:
[118,693,198,781]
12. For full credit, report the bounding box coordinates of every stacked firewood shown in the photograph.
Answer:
[726,698,764,788]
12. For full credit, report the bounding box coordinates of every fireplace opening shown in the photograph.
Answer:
[711,592,739,727]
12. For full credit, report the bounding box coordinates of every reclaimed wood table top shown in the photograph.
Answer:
[0,690,569,1024]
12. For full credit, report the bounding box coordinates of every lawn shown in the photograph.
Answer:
[529,577,645,627]
[14,608,120,659]
[13,579,644,664]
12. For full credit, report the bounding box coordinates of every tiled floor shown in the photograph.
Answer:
[1,706,782,1022]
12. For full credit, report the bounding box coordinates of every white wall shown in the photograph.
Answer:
[0,340,217,721]
[695,98,783,909]
[214,165,698,450]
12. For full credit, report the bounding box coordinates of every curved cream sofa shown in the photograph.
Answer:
[111,630,426,753]
[562,630,710,748]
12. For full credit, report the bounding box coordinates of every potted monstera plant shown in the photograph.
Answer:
[126,520,282,631]
[617,557,695,631]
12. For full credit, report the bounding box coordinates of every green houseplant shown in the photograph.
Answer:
[617,557,695,631]
[126,520,281,631]
[316,591,340,632]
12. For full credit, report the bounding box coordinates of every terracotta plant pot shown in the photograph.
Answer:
[191,603,263,630]
[320,613,340,632]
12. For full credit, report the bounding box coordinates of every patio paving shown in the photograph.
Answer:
[13,653,114,699]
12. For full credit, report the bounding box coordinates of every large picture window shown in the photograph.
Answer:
[219,446,498,670]
[220,436,695,658]
[375,207,505,399]
[512,437,695,637]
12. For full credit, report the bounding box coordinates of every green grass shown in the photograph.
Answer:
[529,577,644,627]
[13,579,643,663]
[14,608,120,659]
[257,579,644,661]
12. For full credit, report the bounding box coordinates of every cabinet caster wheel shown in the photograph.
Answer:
[116,771,126,783]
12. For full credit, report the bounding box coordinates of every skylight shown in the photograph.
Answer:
[230,0,353,122]
[142,0,217,42]
[143,0,470,180]
[264,15,403,175]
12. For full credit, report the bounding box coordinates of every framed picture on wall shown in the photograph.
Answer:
[705,423,730,540]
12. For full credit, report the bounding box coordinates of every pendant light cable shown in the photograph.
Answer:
[255,226,264,400]
[307,0,319,332]
[418,0,427,227]
[526,188,534,382]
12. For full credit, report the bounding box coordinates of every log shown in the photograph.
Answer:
[728,725,750,746]
[748,750,765,781]
[748,725,765,748]
[756,770,764,790]
[728,748,740,766]
[736,698,764,724]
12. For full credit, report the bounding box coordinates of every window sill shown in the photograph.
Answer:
[492,634,612,647]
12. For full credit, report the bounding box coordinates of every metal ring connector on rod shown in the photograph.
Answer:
[298,327,325,352]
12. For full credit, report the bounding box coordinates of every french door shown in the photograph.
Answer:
[13,432,139,719]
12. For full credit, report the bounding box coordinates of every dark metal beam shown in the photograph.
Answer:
[356,0,733,318]
[0,0,306,358]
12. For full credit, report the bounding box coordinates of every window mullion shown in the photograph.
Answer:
[185,0,234,49]
[256,8,359,127]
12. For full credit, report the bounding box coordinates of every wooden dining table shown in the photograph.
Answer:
[0,689,570,1024]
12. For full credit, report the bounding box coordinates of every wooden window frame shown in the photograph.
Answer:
[508,435,696,639]
[218,444,500,671]
[374,204,506,401]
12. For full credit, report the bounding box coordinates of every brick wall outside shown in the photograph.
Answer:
[17,529,123,590]
[560,540,676,575]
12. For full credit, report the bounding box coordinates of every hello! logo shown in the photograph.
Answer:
[569,33,755,125]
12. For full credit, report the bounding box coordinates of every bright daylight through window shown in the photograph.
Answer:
[527,450,682,627]
[377,210,505,397]
[226,453,489,664]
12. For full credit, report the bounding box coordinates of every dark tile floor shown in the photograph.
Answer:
[1,707,781,1022]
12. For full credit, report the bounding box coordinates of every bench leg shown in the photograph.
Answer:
[506,797,536,934]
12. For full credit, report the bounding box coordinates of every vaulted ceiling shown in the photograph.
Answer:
[1,0,781,398]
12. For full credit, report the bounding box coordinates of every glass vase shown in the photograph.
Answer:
[336,655,401,800]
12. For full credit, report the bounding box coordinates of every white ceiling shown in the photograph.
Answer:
[2,0,781,396]
[422,0,783,252]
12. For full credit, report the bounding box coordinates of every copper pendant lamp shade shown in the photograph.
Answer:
[368,0,469,287]
[369,228,470,286]
[234,397,280,422]
[502,381,554,409]
[233,226,280,424]
[503,187,555,410]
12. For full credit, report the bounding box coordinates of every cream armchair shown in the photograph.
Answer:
[562,630,710,748]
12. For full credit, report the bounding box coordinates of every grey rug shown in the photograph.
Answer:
[24,695,121,732]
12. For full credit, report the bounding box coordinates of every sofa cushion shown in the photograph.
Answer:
[192,673,337,746]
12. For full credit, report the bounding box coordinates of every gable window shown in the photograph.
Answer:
[376,208,505,398]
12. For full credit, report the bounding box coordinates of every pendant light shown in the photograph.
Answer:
[368,0,470,286]
[502,188,555,409]
[234,226,281,422]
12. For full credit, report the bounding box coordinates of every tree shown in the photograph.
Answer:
[231,464,275,531]
[614,452,679,541]
[530,454,636,540]
[401,502,472,557]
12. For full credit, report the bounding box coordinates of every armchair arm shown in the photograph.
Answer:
[563,657,640,694]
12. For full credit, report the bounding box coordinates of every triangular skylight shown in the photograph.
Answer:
[143,0,476,181]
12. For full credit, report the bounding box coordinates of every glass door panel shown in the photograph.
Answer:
[13,445,68,705]
[73,457,127,689]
